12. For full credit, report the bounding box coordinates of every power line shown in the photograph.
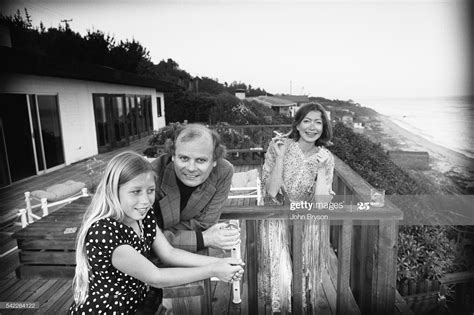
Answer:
[60,18,73,28]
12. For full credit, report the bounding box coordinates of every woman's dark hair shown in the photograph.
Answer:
[288,102,332,146]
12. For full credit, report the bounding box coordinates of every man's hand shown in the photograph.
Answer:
[202,223,241,250]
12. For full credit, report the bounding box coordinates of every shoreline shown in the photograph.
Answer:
[363,114,474,194]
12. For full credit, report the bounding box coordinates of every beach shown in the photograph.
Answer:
[363,114,474,194]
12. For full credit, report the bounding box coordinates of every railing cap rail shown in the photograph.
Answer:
[333,155,404,218]
[221,205,403,221]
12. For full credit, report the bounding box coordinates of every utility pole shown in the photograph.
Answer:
[60,19,73,29]
[290,80,292,95]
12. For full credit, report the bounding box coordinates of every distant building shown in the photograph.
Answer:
[248,95,296,117]
[0,46,178,188]
[342,115,354,126]
[388,151,430,170]
[275,94,310,116]
[353,121,364,133]
[235,89,246,100]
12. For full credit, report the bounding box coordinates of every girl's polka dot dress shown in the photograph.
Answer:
[69,208,158,314]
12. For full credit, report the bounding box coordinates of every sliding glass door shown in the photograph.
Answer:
[0,93,65,187]
[93,94,129,153]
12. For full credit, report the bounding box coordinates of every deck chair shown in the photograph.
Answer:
[18,181,88,228]
[228,169,263,205]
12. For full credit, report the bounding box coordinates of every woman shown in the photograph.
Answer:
[260,102,335,312]
[69,151,244,314]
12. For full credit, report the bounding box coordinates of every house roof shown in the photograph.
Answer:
[249,96,297,107]
[275,94,310,103]
[0,47,179,92]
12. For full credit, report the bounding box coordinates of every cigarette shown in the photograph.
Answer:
[273,131,287,137]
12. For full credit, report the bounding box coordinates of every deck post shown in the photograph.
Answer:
[25,192,33,223]
[41,198,48,217]
[246,220,258,313]
[371,220,398,315]
[292,220,304,314]
[336,219,353,315]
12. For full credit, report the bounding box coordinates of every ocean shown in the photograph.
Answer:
[357,96,474,159]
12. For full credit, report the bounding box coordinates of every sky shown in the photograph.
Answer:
[2,0,471,100]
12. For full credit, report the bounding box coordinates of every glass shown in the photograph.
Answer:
[37,95,65,168]
[370,188,385,207]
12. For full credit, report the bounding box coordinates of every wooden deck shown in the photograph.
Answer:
[0,137,406,314]
[0,164,263,314]
[0,136,151,225]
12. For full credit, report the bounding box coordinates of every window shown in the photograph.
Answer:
[157,97,162,117]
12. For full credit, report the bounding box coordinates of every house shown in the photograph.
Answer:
[341,114,354,126]
[0,45,178,188]
[235,89,246,100]
[353,121,365,134]
[274,94,310,116]
[388,151,430,170]
[248,95,297,117]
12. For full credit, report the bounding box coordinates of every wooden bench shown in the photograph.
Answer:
[12,196,90,279]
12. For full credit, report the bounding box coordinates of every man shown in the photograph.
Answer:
[151,123,240,252]
[137,124,241,314]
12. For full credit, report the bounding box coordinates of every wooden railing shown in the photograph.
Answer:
[220,152,404,314]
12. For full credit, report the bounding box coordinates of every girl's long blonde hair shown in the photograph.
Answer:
[72,151,155,306]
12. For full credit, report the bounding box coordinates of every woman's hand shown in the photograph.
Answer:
[315,147,330,164]
[270,135,287,158]
[212,258,245,282]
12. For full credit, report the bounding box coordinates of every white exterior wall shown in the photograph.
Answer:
[0,73,165,165]
[235,91,246,100]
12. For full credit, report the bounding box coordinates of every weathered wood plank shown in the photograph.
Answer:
[245,220,258,313]
[17,239,76,250]
[322,269,337,315]
[57,294,74,314]
[46,284,73,314]
[7,278,44,304]
[336,220,353,315]
[212,280,232,315]
[37,279,71,314]
[0,279,35,300]
[221,206,404,221]
[16,265,75,279]
[0,249,20,279]
[0,276,21,296]
[239,219,248,315]
[371,220,398,315]
[18,280,58,315]
[163,281,205,298]
[292,220,304,314]
[356,223,369,312]
[19,251,76,265]
[394,290,412,315]
[327,248,360,315]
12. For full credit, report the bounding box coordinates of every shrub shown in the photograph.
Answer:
[143,122,259,158]
[331,122,463,284]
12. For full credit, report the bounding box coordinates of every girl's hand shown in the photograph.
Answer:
[212,258,245,282]
[221,257,245,266]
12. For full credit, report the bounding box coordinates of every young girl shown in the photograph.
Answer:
[69,151,244,314]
